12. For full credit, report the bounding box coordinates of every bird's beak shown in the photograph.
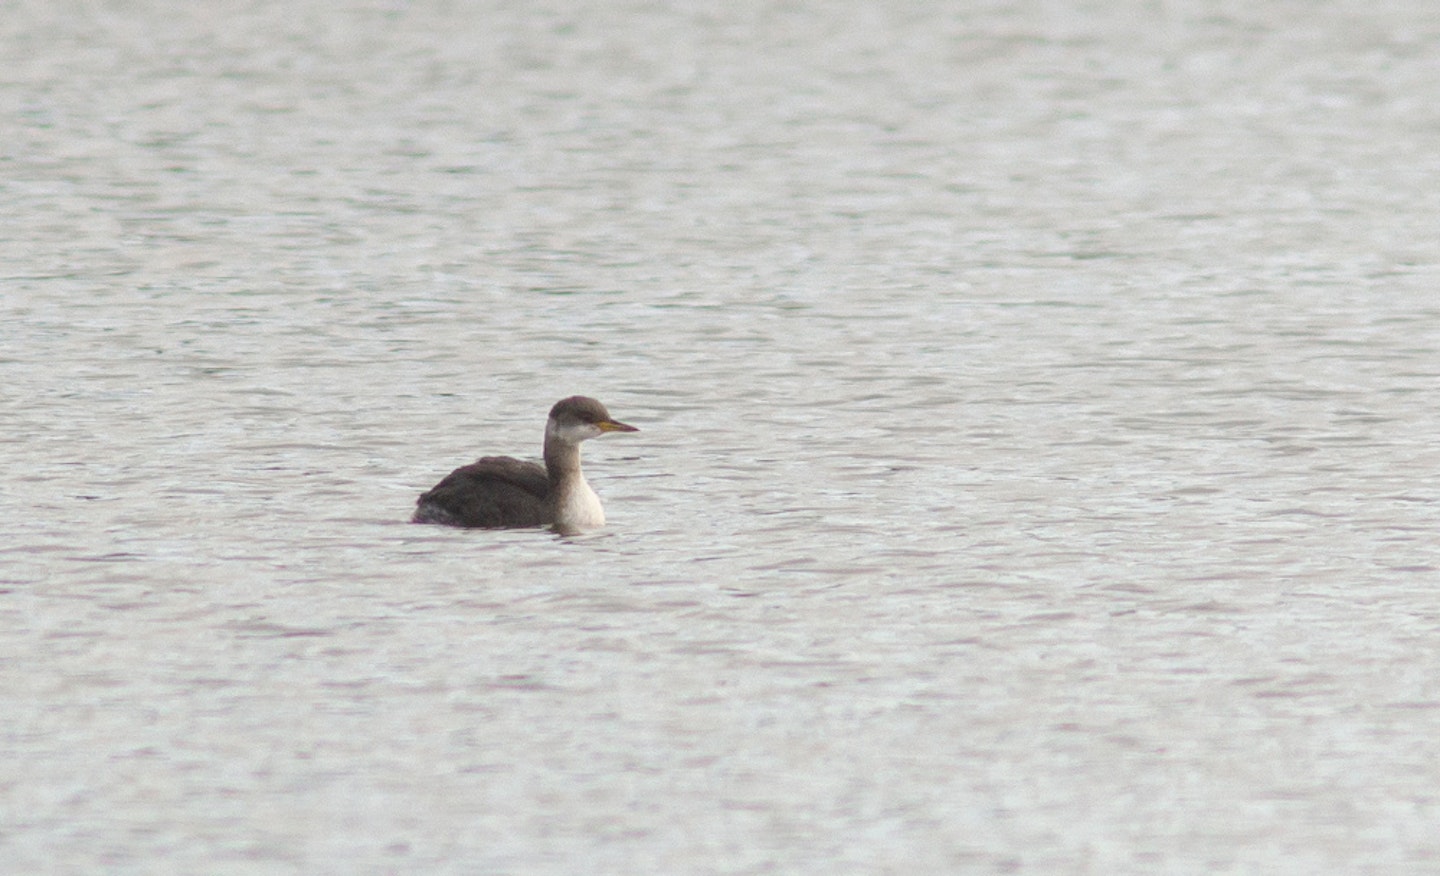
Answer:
[598,419,639,433]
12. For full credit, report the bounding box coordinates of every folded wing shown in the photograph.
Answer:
[412,456,551,527]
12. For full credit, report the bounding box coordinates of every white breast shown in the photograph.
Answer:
[554,477,605,529]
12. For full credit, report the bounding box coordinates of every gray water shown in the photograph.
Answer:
[5,1,1440,872]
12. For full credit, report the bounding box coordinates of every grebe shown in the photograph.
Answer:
[412,396,638,530]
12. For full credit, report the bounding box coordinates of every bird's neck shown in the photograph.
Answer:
[543,437,583,488]
[543,437,604,529]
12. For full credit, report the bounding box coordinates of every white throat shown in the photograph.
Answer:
[546,418,603,445]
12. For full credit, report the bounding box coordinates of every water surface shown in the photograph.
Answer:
[4,1,1440,872]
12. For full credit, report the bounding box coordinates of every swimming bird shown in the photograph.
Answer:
[412,396,638,530]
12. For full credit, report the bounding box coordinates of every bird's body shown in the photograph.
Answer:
[410,456,552,528]
[412,396,637,531]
